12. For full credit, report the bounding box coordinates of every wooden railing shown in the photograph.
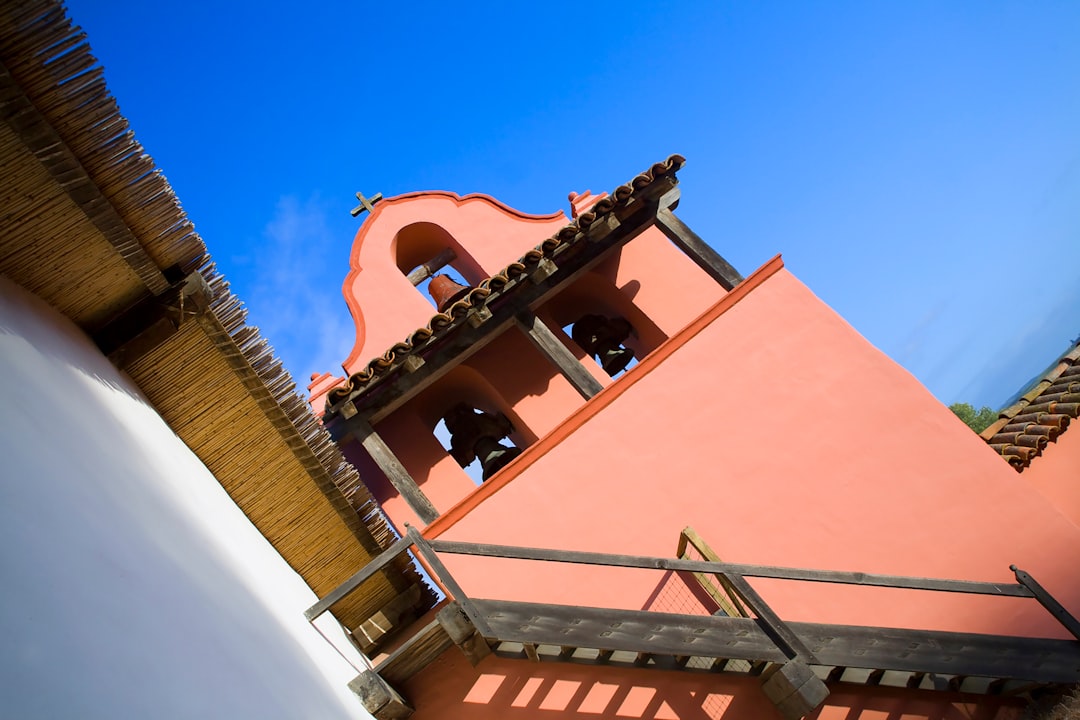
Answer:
[307,525,1080,688]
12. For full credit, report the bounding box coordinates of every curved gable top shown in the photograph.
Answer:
[340,190,571,374]
[327,155,688,413]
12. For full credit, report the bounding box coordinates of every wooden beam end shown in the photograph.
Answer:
[529,257,558,283]
[348,670,414,719]
[466,305,493,328]
[761,661,829,720]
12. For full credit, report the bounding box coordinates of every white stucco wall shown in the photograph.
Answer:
[0,276,373,719]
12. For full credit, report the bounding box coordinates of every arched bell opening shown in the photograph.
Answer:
[566,315,638,376]
[411,366,535,485]
[392,222,486,310]
[539,272,667,378]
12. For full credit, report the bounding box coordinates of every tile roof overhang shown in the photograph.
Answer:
[981,344,1080,471]
[1,0,432,638]
[324,154,687,422]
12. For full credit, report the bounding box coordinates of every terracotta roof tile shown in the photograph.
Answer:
[981,344,1080,471]
[325,154,686,413]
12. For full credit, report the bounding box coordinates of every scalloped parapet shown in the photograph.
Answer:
[338,191,569,376]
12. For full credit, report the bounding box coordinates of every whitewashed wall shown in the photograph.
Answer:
[0,277,373,719]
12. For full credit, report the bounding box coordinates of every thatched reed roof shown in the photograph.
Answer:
[0,0,432,642]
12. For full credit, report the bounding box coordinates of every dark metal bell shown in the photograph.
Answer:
[600,346,634,375]
[429,274,472,312]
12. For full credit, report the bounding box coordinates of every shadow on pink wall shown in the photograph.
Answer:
[402,650,1023,720]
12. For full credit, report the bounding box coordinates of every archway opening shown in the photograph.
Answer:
[393,222,485,310]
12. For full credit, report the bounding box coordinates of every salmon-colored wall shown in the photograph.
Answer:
[400,646,1022,720]
[433,266,1080,639]
[1021,428,1080,529]
[602,226,727,336]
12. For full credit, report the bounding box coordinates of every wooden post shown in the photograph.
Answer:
[515,312,604,400]
[349,418,439,525]
[655,186,743,291]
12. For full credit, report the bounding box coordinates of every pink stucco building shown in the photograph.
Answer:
[311,156,1080,719]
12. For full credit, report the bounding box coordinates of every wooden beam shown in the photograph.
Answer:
[722,572,819,663]
[407,248,456,286]
[349,419,438,525]
[305,534,413,620]
[477,599,787,663]
[93,271,212,368]
[515,312,603,400]
[473,598,1080,683]
[428,539,1034,597]
[655,186,743,291]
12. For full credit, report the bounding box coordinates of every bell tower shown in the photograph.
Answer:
[313,157,734,527]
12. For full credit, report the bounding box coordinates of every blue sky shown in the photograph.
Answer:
[67,1,1080,409]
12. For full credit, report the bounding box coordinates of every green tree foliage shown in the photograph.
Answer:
[949,402,998,433]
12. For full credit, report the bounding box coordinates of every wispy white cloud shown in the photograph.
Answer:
[892,300,949,370]
[242,196,357,391]
[955,280,1080,408]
